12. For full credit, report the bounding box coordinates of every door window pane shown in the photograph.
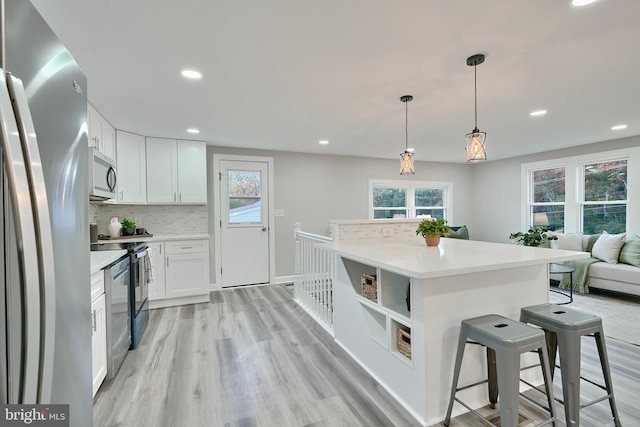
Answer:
[228,170,262,224]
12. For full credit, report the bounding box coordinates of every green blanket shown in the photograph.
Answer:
[557,257,601,293]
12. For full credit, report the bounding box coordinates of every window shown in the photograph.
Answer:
[227,170,262,224]
[529,167,565,231]
[521,147,638,235]
[369,180,452,220]
[581,160,627,234]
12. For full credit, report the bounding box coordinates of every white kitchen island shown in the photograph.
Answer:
[322,237,589,426]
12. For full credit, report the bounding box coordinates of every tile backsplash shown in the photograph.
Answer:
[90,203,208,235]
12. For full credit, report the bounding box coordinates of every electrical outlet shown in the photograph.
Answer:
[382,228,393,237]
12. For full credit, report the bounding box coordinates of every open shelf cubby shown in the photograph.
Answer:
[360,304,387,348]
[343,258,378,300]
[379,269,411,321]
[390,319,412,363]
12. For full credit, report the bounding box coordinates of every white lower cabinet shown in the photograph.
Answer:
[165,240,210,298]
[91,271,107,397]
[148,238,210,307]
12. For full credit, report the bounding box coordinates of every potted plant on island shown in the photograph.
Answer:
[416,217,450,246]
[509,226,558,247]
[121,218,137,236]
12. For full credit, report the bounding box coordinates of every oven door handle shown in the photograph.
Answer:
[135,249,148,259]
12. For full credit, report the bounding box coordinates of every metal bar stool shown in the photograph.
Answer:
[444,314,557,427]
[520,304,621,427]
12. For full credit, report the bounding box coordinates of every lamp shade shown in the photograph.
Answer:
[400,151,415,175]
[533,212,550,227]
[465,128,487,163]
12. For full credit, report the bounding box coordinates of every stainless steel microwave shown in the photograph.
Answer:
[89,147,117,200]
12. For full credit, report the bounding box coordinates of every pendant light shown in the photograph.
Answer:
[399,95,415,175]
[465,54,487,163]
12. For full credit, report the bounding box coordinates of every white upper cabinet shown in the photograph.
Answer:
[88,103,116,162]
[146,138,206,204]
[116,130,147,203]
[177,140,207,203]
[146,138,177,203]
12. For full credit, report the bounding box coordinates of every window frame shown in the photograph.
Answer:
[368,179,453,221]
[528,165,567,231]
[521,147,639,234]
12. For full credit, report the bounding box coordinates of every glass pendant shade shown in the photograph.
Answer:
[465,128,487,163]
[400,150,415,175]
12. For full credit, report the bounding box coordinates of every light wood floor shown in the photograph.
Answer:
[94,285,640,426]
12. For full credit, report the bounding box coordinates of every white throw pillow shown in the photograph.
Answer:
[591,231,626,264]
[549,232,583,251]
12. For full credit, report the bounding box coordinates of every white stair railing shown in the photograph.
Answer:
[294,223,334,335]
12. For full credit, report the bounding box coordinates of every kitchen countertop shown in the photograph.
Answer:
[90,250,127,275]
[91,233,209,274]
[320,236,590,279]
[97,233,209,243]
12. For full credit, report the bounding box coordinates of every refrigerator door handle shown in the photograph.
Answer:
[7,74,57,404]
[0,70,42,403]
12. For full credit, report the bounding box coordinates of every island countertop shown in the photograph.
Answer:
[320,237,590,279]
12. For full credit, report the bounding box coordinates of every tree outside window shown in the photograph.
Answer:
[582,160,627,234]
[530,167,565,231]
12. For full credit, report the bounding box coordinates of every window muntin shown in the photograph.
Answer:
[581,160,627,234]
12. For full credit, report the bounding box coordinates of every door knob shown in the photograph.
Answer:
[262,227,267,232]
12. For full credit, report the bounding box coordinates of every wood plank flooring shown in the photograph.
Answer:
[94,285,640,427]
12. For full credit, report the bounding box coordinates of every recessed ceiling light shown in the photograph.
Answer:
[187,128,200,134]
[530,110,547,117]
[181,69,202,79]
[571,0,598,6]
[611,124,627,131]
[318,139,329,145]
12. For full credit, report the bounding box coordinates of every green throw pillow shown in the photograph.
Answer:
[586,234,601,253]
[618,238,640,267]
[447,225,469,240]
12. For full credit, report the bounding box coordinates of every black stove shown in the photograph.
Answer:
[90,241,147,253]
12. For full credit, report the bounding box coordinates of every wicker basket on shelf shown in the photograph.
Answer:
[361,274,377,302]
[397,327,412,360]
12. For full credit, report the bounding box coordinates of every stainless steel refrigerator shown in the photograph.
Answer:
[0,0,93,426]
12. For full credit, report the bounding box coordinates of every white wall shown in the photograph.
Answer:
[472,135,640,243]
[206,146,475,278]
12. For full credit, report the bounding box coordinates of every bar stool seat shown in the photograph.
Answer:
[443,314,556,427]
[520,303,621,427]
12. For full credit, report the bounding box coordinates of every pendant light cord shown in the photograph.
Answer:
[405,99,409,151]
[474,64,478,129]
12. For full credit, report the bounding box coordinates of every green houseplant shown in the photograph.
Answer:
[121,218,136,236]
[416,218,450,246]
[509,226,558,247]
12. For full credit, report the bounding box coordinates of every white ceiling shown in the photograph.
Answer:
[31,0,640,163]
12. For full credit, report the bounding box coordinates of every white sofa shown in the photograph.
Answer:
[549,232,640,297]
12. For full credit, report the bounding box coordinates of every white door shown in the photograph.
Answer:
[219,160,270,287]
